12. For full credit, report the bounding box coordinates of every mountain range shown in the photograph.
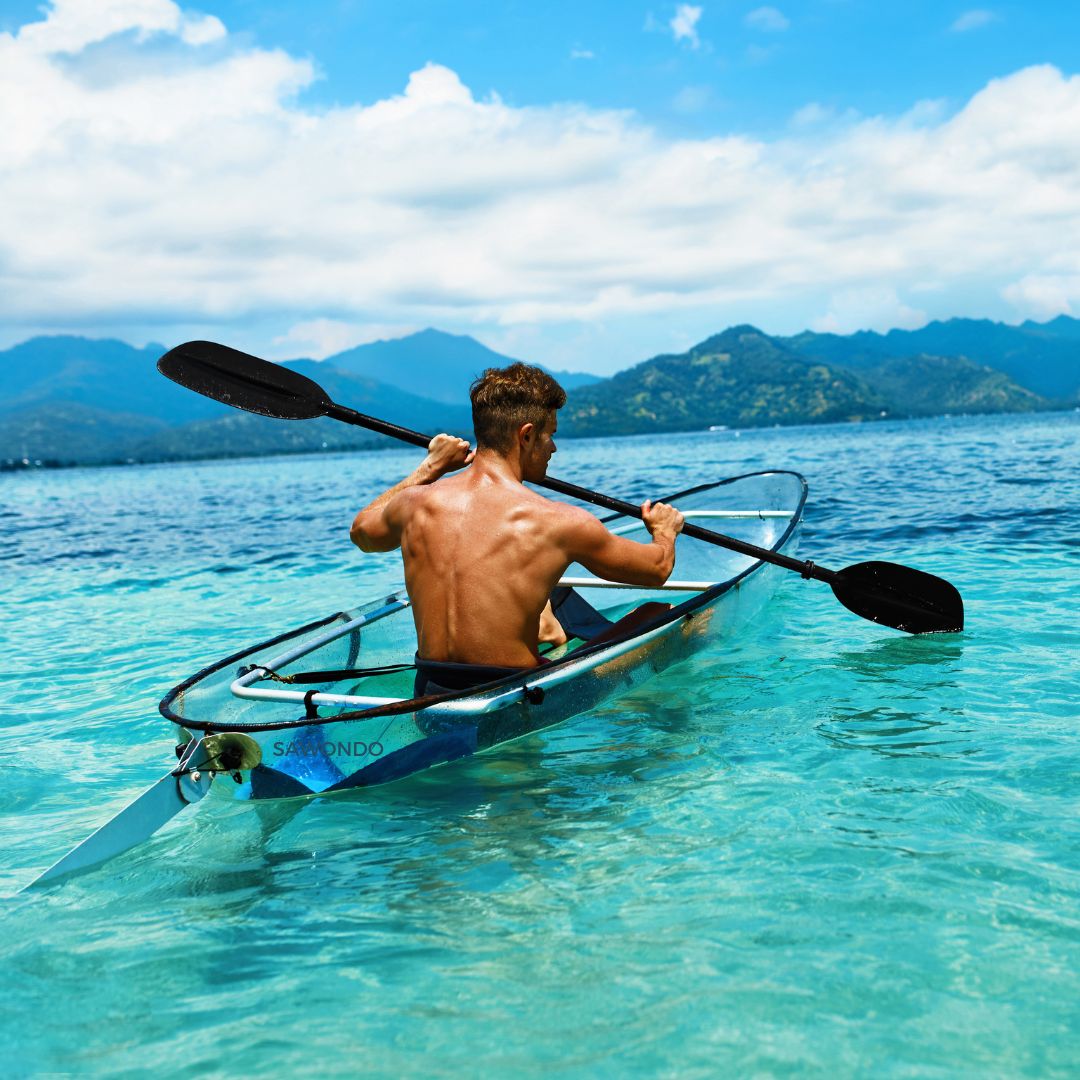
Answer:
[1,318,1077,466]
[781,316,1080,401]
[322,328,600,404]
[560,323,1060,436]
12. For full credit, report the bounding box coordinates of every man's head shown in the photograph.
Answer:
[470,362,566,479]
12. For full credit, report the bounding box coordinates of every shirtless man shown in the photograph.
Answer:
[350,363,684,692]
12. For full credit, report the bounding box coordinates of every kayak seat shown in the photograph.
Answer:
[413,599,673,697]
[551,588,672,653]
[414,655,534,697]
[571,601,672,651]
[549,585,614,642]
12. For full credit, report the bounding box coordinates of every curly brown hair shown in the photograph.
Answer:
[470,363,567,452]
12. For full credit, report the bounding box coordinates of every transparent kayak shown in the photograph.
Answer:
[161,470,807,801]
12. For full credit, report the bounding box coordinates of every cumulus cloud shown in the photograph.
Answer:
[1002,256,1080,317]
[812,288,927,335]
[272,319,417,359]
[16,0,225,55]
[745,7,790,33]
[951,10,998,32]
[3,2,1080,345]
[670,5,703,48]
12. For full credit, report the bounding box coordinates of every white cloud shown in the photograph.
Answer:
[272,320,418,359]
[4,4,1080,347]
[16,0,225,55]
[790,102,837,128]
[180,12,226,46]
[570,47,595,60]
[951,10,998,32]
[812,288,927,335]
[670,4,703,48]
[1002,256,1080,318]
[745,7,789,33]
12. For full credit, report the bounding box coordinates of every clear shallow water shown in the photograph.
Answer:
[1,411,1078,1076]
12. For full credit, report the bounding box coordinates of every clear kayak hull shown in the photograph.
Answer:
[161,471,807,800]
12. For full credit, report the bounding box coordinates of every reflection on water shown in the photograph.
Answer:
[2,410,1079,1075]
[832,633,966,679]
[813,634,970,757]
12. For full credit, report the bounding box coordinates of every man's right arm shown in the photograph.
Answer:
[350,434,472,552]
[563,500,684,587]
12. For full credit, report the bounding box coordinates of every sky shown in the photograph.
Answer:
[2,0,1079,374]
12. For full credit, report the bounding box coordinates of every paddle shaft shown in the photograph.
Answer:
[327,402,830,583]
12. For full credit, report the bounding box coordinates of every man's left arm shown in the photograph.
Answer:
[349,434,473,552]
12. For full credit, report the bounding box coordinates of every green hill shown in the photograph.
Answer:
[783,316,1080,402]
[0,402,168,465]
[1,320,1068,464]
[561,327,1048,437]
[0,336,223,424]
[561,326,885,436]
[856,354,1046,416]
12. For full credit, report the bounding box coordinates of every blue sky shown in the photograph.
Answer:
[2,1,1079,373]
[176,1,1080,134]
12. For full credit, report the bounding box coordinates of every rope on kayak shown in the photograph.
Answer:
[238,662,416,684]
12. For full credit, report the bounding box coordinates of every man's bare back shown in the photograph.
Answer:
[351,364,684,671]
[393,467,589,665]
[352,417,684,670]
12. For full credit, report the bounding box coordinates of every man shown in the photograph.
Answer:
[350,362,684,694]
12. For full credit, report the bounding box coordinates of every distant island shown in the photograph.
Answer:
[2,319,1077,468]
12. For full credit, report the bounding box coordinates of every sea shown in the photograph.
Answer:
[1,409,1077,1077]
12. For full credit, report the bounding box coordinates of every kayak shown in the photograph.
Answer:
[161,469,807,800]
[25,469,805,888]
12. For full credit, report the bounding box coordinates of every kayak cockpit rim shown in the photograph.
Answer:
[159,470,808,733]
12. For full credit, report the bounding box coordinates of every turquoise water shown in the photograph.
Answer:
[2,411,1077,1076]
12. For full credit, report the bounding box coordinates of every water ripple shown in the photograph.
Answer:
[1,410,1078,1075]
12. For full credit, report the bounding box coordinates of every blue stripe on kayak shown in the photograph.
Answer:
[328,728,479,790]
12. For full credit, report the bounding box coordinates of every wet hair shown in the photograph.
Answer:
[470,362,567,452]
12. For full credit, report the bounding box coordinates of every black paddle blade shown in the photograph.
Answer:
[157,340,332,420]
[830,560,964,634]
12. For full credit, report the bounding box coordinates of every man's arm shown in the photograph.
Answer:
[349,434,473,553]
[563,500,684,587]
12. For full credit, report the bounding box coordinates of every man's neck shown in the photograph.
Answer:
[471,447,526,484]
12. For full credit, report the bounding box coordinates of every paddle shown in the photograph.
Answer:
[157,340,964,634]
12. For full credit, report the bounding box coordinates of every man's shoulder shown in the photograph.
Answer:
[487,485,590,536]
[535,495,604,537]
[516,485,585,517]
[384,480,434,521]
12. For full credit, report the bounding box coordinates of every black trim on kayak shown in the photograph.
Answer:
[160,609,357,721]
[160,471,807,734]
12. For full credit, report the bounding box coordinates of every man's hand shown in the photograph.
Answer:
[421,434,474,481]
[641,499,684,542]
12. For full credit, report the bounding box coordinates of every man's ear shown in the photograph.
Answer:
[517,421,536,447]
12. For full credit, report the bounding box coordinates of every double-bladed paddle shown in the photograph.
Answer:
[157,340,964,634]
